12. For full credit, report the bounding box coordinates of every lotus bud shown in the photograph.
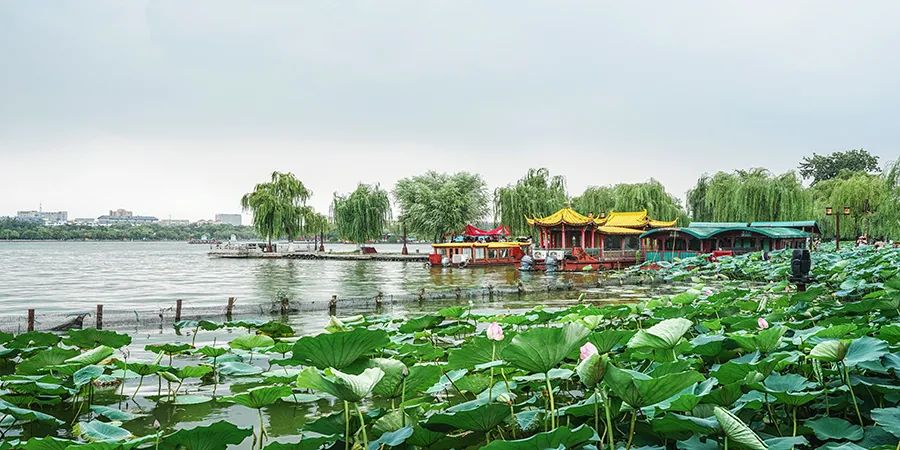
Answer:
[579,342,598,361]
[486,322,504,341]
[496,392,517,404]
[757,317,769,330]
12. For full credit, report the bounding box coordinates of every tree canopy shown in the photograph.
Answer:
[572,179,687,224]
[798,149,880,184]
[493,168,568,236]
[687,169,812,223]
[240,171,315,246]
[811,161,900,239]
[332,183,391,247]
[393,171,489,242]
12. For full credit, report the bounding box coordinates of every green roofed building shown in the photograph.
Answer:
[640,221,812,262]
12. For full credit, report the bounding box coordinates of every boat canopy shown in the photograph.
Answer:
[526,207,676,230]
[432,241,528,249]
[462,224,511,237]
[525,208,594,227]
[641,226,809,240]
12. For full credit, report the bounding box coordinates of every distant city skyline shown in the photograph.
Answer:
[2,2,899,221]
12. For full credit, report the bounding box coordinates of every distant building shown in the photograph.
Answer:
[159,219,191,226]
[97,209,158,226]
[215,214,242,226]
[72,218,97,226]
[109,209,133,217]
[16,210,68,225]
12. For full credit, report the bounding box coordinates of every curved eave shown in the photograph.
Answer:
[596,225,644,235]
[640,227,712,239]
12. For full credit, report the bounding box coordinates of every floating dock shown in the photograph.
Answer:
[209,250,428,262]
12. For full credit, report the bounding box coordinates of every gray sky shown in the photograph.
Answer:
[2,1,899,221]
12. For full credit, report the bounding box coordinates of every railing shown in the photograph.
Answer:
[643,251,699,262]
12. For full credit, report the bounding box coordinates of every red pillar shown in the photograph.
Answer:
[561,224,566,249]
[580,228,585,248]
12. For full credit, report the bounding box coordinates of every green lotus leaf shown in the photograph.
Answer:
[156,420,253,450]
[367,358,408,398]
[296,367,385,402]
[196,346,229,358]
[291,328,389,370]
[66,346,114,366]
[217,361,263,376]
[398,314,444,333]
[871,407,900,438]
[262,433,337,450]
[480,424,597,450]
[713,406,767,450]
[73,365,104,387]
[763,436,808,450]
[115,361,166,377]
[805,417,864,441]
[402,364,442,398]
[690,333,728,357]
[843,337,888,367]
[218,385,293,409]
[501,322,590,374]
[145,343,193,355]
[587,329,634,353]
[816,442,867,450]
[64,329,132,349]
[730,327,786,353]
[0,399,63,426]
[177,365,214,379]
[17,436,74,450]
[575,353,607,389]
[423,401,511,432]
[628,318,693,350]
[809,340,849,362]
[448,336,508,370]
[366,426,413,449]
[89,405,143,422]
[7,331,60,349]
[16,347,80,375]
[604,364,705,408]
[265,342,295,355]
[258,321,295,338]
[651,413,719,436]
[74,420,133,442]
[229,334,275,351]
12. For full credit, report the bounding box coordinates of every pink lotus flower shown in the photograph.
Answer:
[580,342,598,361]
[757,317,769,330]
[486,322,504,341]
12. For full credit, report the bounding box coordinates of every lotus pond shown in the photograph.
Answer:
[1,247,899,450]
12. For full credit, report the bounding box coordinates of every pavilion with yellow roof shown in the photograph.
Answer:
[525,207,676,267]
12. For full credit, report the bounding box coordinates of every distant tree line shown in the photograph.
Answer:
[0,220,260,241]
[64,150,895,245]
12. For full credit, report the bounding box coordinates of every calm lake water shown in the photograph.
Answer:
[0,241,606,329]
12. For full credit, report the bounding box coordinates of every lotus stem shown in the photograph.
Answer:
[343,401,350,450]
[724,436,729,450]
[488,343,496,401]
[355,403,368,448]
[400,376,407,426]
[792,407,797,436]
[603,388,615,450]
[257,408,267,449]
[132,375,144,401]
[545,373,556,429]
[842,363,864,427]
[593,388,601,449]
[501,368,516,439]
[625,410,637,450]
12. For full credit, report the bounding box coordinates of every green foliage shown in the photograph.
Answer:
[332,183,391,246]
[393,171,489,242]
[493,168,567,236]
[687,168,812,222]
[241,171,317,245]
[799,148,881,184]
[572,179,688,225]
[0,219,258,241]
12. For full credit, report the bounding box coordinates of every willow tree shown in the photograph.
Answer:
[686,169,812,222]
[574,179,687,224]
[811,167,898,239]
[394,171,488,242]
[494,168,568,236]
[332,183,391,250]
[241,171,313,249]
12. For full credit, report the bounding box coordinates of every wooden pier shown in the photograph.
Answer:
[209,250,428,262]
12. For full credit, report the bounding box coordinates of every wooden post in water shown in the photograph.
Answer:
[27,309,35,332]
[175,299,183,322]
[280,297,290,315]
[226,297,235,320]
[96,305,103,329]
[329,295,337,315]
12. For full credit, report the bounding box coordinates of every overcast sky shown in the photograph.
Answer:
[2,1,899,221]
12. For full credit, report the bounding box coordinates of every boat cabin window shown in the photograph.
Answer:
[624,236,640,250]
[604,236,622,250]
[475,248,485,259]
[688,239,701,251]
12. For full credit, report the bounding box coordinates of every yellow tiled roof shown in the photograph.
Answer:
[595,210,677,229]
[526,208,594,227]
[596,225,644,235]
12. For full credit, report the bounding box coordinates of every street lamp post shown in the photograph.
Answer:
[401,222,408,255]
[825,206,851,250]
